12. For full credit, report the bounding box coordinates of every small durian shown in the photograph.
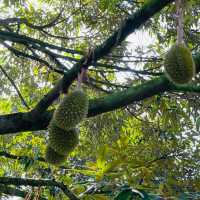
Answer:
[164,43,195,84]
[53,89,89,130]
[48,121,79,155]
[45,145,66,165]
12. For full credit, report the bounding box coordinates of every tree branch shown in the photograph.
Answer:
[0,11,63,30]
[0,184,46,200]
[0,151,45,162]
[0,48,200,134]
[2,40,162,76]
[0,177,80,200]
[0,151,91,172]
[0,30,84,56]
[0,0,176,134]
[30,0,174,116]
[0,76,171,134]
[1,42,65,74]
[0,65,30,110]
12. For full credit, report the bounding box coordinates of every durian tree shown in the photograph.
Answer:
[0,0,200,199]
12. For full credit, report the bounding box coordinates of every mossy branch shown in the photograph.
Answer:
[1,71,200,135]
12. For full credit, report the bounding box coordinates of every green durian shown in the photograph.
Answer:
[164,43,195,84]
[53,89,89,130]
[45,145,66,165]
[48,120,79,155]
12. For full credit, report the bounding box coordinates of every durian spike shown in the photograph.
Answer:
[164,43,195,84]
[53,89,89,130]
[45,145,66,165]
[176,0,184,44]
[48,120,79,155]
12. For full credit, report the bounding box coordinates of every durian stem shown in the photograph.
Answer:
[176,0,184,44]
[77,72,83,89]
[77,68,87,89]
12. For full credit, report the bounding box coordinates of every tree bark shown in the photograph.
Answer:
[0,0,180,135]
[0,184,47,200]
[0,177,80,200]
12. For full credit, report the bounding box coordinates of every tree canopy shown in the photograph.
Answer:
[0,0,200,199]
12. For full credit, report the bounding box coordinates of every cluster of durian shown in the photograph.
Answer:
[45,89,89,165]
[164,43,195,84]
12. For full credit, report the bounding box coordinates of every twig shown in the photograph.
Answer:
[2,42,65,74]
[0,30,84,56]
[0,65,30,110]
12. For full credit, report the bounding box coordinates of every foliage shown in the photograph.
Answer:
[0,0,200,199]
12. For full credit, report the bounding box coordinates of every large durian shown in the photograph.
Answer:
[45,145,66,165]
[164,43,195,84]
[53,89,89,130]
[48,120,79,155]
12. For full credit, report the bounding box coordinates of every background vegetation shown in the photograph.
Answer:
[0,0,200,199]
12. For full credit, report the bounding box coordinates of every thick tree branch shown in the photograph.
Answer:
[2,39,162,76]
[0,177,80,200]
[0,11,63,30]
[31,0,174,116]
[1,65,200,135]
[0,76,172,134]
[0,48,200,134]
[0,0,177,134]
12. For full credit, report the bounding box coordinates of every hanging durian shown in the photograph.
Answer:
[45,68,88,166]
[45,145,66,165]
[53,88,88,130]
[48,120,79,155]
[164,0,195,84]
[164,43,195,84]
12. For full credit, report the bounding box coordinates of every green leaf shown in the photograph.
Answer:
[114,189,133,200]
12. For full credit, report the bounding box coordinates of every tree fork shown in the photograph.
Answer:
[0,51,200,134]
[0,0,182,134]
[30,0,175,116]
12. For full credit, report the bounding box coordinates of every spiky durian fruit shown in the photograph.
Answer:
[164,43,195,84]
[45,145,66,165]
[48,121,79,155]
[53,89,89,130]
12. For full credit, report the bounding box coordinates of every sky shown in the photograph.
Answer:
[116,30,156,83]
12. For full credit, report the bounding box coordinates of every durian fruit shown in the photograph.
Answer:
[53,89,89,130]
[164,43,195,84]
[48,120,79,155]
[45,145,66,165]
